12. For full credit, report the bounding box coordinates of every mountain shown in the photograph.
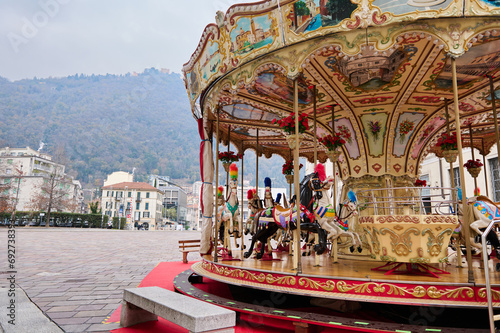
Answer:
[0,69,304,190]
[0,69,200,186]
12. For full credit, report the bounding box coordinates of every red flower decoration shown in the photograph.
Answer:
[271,113,309,135]
[218,151,242,163]
[435,132,458,151]
[464,159,483,170]
[282,160,303,175]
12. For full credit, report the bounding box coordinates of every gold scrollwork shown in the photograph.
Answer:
[377,216,420,224]
[359,216,374,224]
[423,228,452,257]
[412,286,427,298]
[266,275,296,286]
[478,288,500,301]
[380,227,420,256]
[298,278,335,291]
[363,227,381,254]
[423,215,457,224]
[427,286,474,300]
[337,281,376,294]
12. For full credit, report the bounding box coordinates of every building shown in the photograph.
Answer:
[420,146,500,200]
[103,171,134,187]
[0,147,83,213]
[101,182,164,230]
[149,175,188,229]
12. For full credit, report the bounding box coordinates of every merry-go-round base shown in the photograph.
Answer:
[182,247,500,331]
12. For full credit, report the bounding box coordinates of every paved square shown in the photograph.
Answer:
[0,228,201,332]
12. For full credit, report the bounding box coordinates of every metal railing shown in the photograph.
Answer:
[481,219,500,333]
[355,187,459,216]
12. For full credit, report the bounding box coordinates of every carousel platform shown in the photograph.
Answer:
[191,250,500,311]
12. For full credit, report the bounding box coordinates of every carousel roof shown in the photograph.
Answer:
[183,0,500,179]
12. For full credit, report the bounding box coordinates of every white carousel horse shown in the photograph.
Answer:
[312,170,362,251]
[467,195,500,259]
[217,164,241,255]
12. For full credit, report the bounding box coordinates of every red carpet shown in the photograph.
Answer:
[107,261,378,333]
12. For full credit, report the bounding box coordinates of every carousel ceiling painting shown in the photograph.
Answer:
[183,0,500,181]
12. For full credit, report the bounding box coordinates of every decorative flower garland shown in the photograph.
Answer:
[282,159,303,175]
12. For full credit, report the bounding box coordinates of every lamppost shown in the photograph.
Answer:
[11,164,23,223]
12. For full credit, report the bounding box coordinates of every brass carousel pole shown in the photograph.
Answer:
[293,79,302,273]
[256,129,259,198]
[452,57,474,283]
[482,139,489,197]
[468,124,478,195]
[444,100,455,190]
[313,85,317,167]
[331,105,338,262]
[214,108,220,262]
[226,126,231,194]
[240,153,244,253]
[331,106,337,210]
[313,86,320,267]
[488,75,500,174]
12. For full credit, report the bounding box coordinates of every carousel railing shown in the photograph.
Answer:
[355,187,460,216]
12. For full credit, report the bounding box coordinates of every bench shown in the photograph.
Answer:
[120,287,235,332]
[179,239,201,263]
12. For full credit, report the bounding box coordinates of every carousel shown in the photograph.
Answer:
[180,0,500,331]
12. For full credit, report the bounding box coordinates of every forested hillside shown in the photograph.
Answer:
[0,69,199,185]
[0,69,300,189]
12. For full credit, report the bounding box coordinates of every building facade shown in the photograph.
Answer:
[149,175,188,228]
[101,182,164,230]
[0,147,83,213]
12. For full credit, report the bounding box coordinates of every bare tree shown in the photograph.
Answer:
[29,168,74,227]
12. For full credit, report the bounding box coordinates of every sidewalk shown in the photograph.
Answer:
[0,228,201,333]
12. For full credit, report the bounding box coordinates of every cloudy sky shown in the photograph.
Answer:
[0,0,260,81]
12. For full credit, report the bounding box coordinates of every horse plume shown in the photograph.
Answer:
[247,189,256,200]
[229,163,238,180]
[315,163,326,182]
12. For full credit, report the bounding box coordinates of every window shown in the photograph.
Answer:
[136,202,140,210]
[452,167,461,188]
[107,191,110,197]
[4,178,10,184]
[128,191,131,198]
[490,157,500,201]
[143,212,150,218]
[7,159,12,164]
[137,192,141,199]
[126,202,131,210]
[420,174,430,197]
[111,191,114,198]
[146,192,150,198]
[145,202,149,210]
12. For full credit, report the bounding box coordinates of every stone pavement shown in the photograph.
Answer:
[0,227,201,333]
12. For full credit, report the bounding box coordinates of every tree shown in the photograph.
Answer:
[294,1,310,16]
[89,201,101,214]
[29,169,75,227]
[326,0,357,22]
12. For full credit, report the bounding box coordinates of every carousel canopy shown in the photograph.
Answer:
[183,0,500,180]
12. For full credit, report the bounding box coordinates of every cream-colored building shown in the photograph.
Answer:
[420,146,499,200]
[101,182,164,230]
[103,171,134,187]
[0,147,83,213]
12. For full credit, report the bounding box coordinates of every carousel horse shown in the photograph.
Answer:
[312,164,362,252]
[217,163,241,254]
[467,195,500,259]
[244,188,262,236]
[244,171,327,259]
[437,191,500,259]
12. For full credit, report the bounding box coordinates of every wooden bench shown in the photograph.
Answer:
[120,287,235,332]
[179,239,201,263]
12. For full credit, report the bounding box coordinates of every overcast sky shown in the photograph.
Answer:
[0,0,260,81]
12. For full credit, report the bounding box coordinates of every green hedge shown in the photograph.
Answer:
[0,211,110,228]
[111,217,127,230]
